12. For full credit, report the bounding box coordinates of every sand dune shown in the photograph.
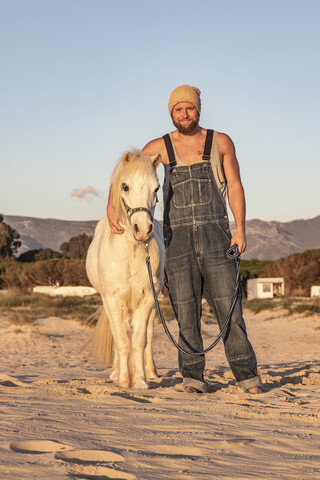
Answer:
[0,308,319,479]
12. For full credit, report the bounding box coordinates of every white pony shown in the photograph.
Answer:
[86,150,164,389]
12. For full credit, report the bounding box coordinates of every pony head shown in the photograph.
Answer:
[111,150,161,242]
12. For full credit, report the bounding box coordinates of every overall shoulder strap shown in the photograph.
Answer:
[162,134,176,168]
[202,129,214,162]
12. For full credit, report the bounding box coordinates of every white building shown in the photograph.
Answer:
[33,286,97,297]
[311,286,320,297]
[247,278,284,301]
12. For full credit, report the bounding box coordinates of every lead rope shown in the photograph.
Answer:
[143,243,241,356]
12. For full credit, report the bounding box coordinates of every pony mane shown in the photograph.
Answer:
[111,149,156,221]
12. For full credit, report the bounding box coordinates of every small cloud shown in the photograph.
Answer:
[71,186,101,200]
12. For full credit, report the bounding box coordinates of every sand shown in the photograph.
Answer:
[0,307,319,479]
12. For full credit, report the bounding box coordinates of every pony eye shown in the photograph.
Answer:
[122,183,129,192]
[154,186,159,203]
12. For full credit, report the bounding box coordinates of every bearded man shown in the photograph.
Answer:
[107,85,262,394]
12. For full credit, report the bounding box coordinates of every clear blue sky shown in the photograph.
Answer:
[1,0,319,222]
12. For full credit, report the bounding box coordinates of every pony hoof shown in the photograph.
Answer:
[132,379,149,389]
[109,370,118,381]
[146,372,159,380]
[118,381,130,388]
[118,375,130,388]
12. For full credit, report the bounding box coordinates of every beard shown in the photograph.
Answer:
[173,115,200,134]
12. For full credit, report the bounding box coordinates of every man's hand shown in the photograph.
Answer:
[107,204,125,234]
[107,186,125,234]
[231,230,246,255]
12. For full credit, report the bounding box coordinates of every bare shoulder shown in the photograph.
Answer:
[218,133,239,177]
[217,132,236,155]
[142,137,168,165]
[217,131,240,181]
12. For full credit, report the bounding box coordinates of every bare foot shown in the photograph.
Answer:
[247,386,263,394]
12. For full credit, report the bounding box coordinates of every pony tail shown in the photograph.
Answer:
[91,306,113,365]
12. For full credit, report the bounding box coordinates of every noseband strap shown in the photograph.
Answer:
[121,196,153,221]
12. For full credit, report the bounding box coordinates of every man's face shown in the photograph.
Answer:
[171,102,199,133]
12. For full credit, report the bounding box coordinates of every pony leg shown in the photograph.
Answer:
[130,301,154,389]
[109,348,119,382]
[144,276,163,380]
[101,297,130,388]
[145,307,158,380]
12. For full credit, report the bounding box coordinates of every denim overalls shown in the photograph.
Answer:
[163,130,261,392]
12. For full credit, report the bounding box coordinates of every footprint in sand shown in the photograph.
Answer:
[138,438,255,453]
[10,439,72,454]
[68,465,135,479]
[78,385,110,395]
[225,437,255,445]
[130,444,204,458]
[56,450,134,479]
[0,374,27,387]
[55,449,124,464]
[11,442,133,478]
[302,372,320,385]
[110,392,153,404]
[140,424,205,434]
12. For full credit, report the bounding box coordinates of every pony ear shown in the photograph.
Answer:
[121,152,131,163]
[151,154,161,168]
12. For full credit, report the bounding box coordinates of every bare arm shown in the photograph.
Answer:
[107,186,124,234]
[142,137,168,164]
[218,133,246,254]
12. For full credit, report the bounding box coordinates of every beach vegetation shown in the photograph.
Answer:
[18,248,65,262]
[0,289,100,325]
[0,215,21,260]
[242,299,275,314]
[243,296,320,316]
[240,259,273,280]
[60,233,92,259]
[0,289,318,327]
[262,249,320,296]
[0,259,90,289]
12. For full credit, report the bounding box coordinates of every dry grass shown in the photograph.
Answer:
[0,290,101,325]
[0,290,177,326]
[243,296,320,317]
[1,290,318,327]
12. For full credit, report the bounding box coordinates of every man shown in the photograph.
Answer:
[108,85,262,394]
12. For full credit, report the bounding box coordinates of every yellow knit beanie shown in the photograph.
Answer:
[168,85,201,116]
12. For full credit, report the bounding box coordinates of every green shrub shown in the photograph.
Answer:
[240,259,273,280]
[243,299,274,314]
[18,249,64,262]
[292,302,320,316]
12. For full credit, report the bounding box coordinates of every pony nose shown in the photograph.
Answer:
[148,223,153,235]
[134,223,139,234]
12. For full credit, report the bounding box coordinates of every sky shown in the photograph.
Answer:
[1,0,319,223]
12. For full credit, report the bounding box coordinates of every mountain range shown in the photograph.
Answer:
[3,214,320,260]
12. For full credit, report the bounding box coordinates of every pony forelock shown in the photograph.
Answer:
[111,149,157,221]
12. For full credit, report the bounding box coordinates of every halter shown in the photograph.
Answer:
[121,196,153,222]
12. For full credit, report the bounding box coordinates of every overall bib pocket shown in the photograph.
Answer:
[171,177,212,208]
